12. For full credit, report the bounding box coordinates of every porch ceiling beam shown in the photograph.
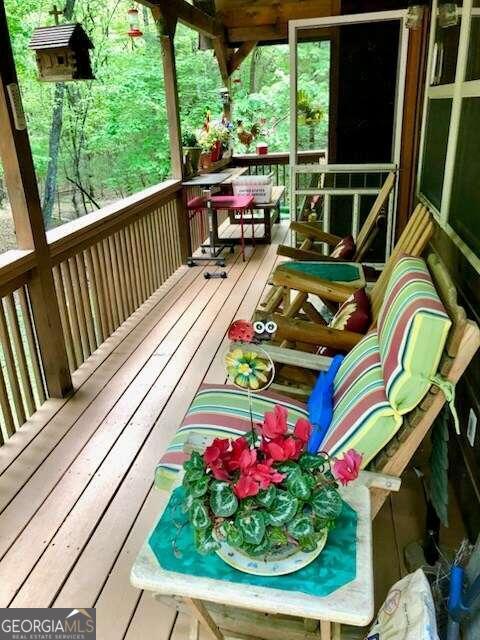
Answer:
[227,25,335,45]
[215,0,337,29]
[141,0,222,38]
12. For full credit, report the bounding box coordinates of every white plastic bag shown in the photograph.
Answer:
[366,569,439,640]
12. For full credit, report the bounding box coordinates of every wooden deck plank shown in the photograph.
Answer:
[203,252,287,385]
[0,249,246,605]
[124,592,177,640]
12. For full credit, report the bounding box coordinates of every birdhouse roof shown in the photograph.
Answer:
[29,23,94,51]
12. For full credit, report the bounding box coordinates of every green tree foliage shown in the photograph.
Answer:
[3,0,330,230]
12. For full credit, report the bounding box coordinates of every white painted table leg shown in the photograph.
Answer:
[184,598,224,640]
[320,620,332,640]
[189,618,200,640]
[333,622,342,640]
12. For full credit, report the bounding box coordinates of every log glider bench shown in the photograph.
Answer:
[132,253,480,639]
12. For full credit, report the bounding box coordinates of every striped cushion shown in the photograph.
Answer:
[377,256,451,414]
[155,385,309,490]
[322,331,402,465]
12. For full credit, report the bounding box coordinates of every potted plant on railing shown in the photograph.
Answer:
[182,130,202,178]
[197,111,232,170]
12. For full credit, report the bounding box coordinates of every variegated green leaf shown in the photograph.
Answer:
[244,536,272,556]
[287,514,314,539]
[311,486,343,520]
[276,461,301,478]
[194,528,220,555]
[256,485,277,509]
[287,471,311,500]
[190,499,211,530]
[265,491,299,526]
[209,481,238,517]
[220,521,244,548]
[235,511,266,545]
[299,453,328,472]
[189,476,210,498]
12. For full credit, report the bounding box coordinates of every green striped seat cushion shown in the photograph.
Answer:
[377,256,451,414]
[155,385,309,490]
[322,331,402,466]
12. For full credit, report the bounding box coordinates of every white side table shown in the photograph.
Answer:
[131,482,374,640]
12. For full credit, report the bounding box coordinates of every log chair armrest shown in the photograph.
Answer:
[261,344,333,371]
[277,245,343,262]
[358,470,401,492]
[270,313,363,351]
[272,268,355,303]
[290,221,342,246]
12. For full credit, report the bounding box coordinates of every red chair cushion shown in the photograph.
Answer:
[318,287,371,357]
[330,235,356,260]
[187,196,207,209]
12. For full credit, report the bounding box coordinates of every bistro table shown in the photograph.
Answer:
[131,476,375,640]
[183,169,283,248]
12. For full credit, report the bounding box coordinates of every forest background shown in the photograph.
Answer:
[1,0,330,251]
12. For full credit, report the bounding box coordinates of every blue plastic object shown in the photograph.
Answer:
[447,564,480,640]
[306,355,344,454]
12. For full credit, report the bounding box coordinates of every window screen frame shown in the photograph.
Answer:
[417,0,480,269]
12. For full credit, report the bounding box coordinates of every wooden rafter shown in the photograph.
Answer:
[212,36,230,84]
[229,41,257,74]
[139,0,222,38]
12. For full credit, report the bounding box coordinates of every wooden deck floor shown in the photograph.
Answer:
[0,220,464,640]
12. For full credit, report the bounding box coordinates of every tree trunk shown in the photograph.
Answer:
[309,125,315,149]
[249,47,261,94]
[41,0,77,227]
[42,82,66,226]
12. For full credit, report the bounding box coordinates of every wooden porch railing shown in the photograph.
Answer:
[0,179,193,444]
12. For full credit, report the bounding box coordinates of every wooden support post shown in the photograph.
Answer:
[0,2,72,398]
[152,7,183,180]
[396,8,430,236]
[175,189,192,262]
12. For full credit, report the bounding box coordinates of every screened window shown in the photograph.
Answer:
[418,0,480,263]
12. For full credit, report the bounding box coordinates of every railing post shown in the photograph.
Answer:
[0,3,72,398]
[175,189,192,263]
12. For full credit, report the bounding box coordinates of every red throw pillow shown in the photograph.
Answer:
[330,235,356,260]
[318,287,371,356]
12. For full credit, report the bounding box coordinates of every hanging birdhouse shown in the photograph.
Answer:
[127,7,143,38]
[29,23,94,82]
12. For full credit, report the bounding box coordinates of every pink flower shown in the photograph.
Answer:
[293,418,312,443]
[233,475,260,499]
[204,438,232,480]
[262,436,300,462]
[250,460,285,488]
[226,437,249,472]
[238,448,257,472]
[332,449,363,485]
[203,438,229,465]
[262,405,288,440]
